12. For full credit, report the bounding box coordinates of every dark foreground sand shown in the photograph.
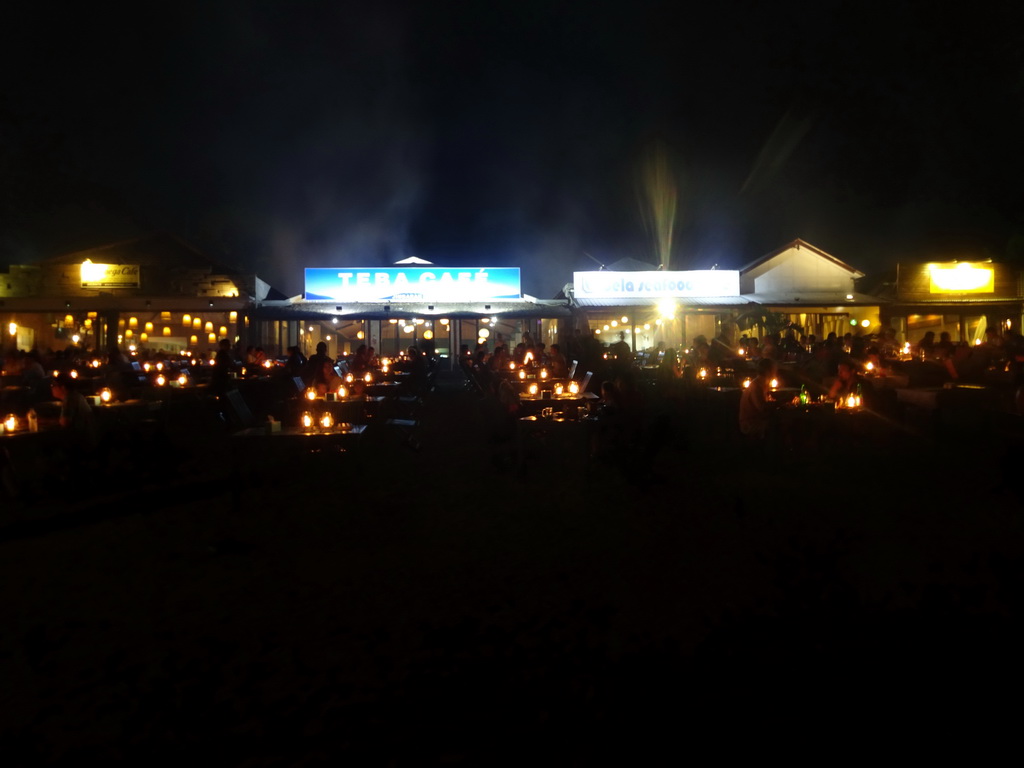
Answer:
[2,374,1022,763]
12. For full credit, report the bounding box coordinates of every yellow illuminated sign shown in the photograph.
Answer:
[928,263,994,294]
[81,259,140,288]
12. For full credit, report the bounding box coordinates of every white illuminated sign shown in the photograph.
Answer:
[574,270,740,300]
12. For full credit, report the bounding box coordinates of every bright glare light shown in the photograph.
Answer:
[657,300,676,319]
[403,325,414,333]
[611,320,618,328]
[481,317,490,324]
[621,316,629,324]
[423,330,434,340]
[861,319,870,328]
[357,331,365,339]
[479,328,490,338]
[440,318,450,325]
[71,334,80,344]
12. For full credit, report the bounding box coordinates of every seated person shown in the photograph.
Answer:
[50,373,99,450]
[828,357,874,407]
[547,344,568,378]
[739,358,776,440]
[312,359,344,396]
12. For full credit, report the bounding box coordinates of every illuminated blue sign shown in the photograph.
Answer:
[305,267,522,302]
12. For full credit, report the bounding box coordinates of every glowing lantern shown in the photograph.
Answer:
[528,383,539,395]
[4,414,16,432]
[229,311,238,322]
[100,388,112,403]
[305,388,317,401]
[364,373,373,383]
[163,326,171,336]
[193,318,201,329]
[423,330,433,340]
[190,335,198,344]
[518,370,526,380]
[219,326,228,337]
[177,374,188,386]
[140,333,148,342]
[554,383,564,395]
[357,331,365,340]
[320,412,334,429]
[182,314,192,326]
[125,329,134,338]
[540,369,548,379]
[208,333,216,343]
[144,322,154,333]
[337,385,348,399]
[301,412,313,429]
[204,321,214,333]
[128,317,138,329]
[568,381,580,395]
[155,374,166,386]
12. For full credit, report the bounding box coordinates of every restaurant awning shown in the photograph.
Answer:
[250,298,572,321]
[743,291,884,306]
[572,296,753,308]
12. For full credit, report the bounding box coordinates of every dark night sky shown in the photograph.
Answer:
[3,1,1024,297]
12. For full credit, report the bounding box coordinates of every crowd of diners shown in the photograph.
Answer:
[459,323,1024,469]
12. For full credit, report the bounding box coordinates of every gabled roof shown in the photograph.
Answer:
[40,232,239,274]
[605,257,660,272]
[740,238,864,277]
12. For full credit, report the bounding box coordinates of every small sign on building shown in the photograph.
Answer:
[80,260,140,288]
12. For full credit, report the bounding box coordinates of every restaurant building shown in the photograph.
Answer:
[0,234,275,358]
[859,260,1024,344]
[566,240,882,351]
[567,258,751,353]
[249,259,571,366]
[737,239,881,341]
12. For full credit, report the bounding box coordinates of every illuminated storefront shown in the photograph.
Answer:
[867,261,1023,344]
[251,262,570,364]
[569,263,750,351]
[0,235,258,358]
